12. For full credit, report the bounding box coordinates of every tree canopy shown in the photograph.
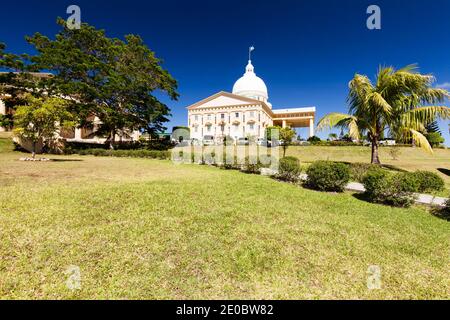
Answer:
[1,18,178,148]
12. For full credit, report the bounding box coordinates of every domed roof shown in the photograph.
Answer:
[232,60,268,102]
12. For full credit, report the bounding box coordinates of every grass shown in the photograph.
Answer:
[0,136,449,299]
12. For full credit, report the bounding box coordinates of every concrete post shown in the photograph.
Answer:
[0,99,6,132]
[309,118,315,138]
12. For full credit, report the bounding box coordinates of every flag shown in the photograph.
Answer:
[249,46,255,52]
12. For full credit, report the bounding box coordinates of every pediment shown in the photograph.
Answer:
[187,91,261,110]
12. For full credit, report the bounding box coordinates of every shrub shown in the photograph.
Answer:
[74,148,170,160]
[413,171,445,193]
[241,156,262,174]
[387,146,402,160]
[277,156,301,182]
[444,198,450,215]
[348,162,382,182]
[306,161,350,192]
[363,171,419,207]
[307,135,321,143]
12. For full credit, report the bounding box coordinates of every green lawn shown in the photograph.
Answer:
[0,137,449,299]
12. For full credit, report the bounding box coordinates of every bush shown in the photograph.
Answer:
[277,156,301,182]
[363,171,419,207]
[348,162,382,182]
[307,135,321,142]
[306,161,350,192]
[413,171,445,193]
[241,156,262,174]
[74,148,171,160]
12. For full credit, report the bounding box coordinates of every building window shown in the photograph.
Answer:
[221,113,225,119]
[195,115,198,121]
[250,111,254,117]
[207,114,211,121]
[249,124,254,130]
[207,125,211,132]
[235,112,239,118]
[194,126,198,133]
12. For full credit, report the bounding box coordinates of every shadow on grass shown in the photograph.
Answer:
[352,192,373,203]
[50,159,83,162]
[431,207,450,221]
[334,161,407,172]
[437,168,450,177]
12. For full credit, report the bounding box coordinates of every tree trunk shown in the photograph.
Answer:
[283,145,287,158]
[371,139,381,165]
[109,129,115,150]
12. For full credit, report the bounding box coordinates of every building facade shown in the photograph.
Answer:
[187,60,315,142]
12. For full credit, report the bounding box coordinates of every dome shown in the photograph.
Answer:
[232,60,268,102]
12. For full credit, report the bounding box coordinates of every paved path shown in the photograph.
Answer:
[345,182,448,207]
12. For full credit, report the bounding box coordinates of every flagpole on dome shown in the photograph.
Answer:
[249,46,255,62]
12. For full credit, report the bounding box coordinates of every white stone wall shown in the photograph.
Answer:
[188,104,267,141]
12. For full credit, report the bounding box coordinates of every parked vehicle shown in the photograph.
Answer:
[237,137,249,145]
[380,139,396,146]
[202,135,215,146]
[257,138,268,146]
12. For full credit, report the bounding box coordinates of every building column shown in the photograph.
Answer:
[0,99,6,132]
[309,118,315,138]
[75,127,82,140]
[282,120,287,128]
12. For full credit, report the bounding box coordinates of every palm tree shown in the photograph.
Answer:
[317,65,450,164]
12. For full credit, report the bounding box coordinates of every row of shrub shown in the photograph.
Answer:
[273,157,446,208]
[362,170,445,207]
[73,148,171,159]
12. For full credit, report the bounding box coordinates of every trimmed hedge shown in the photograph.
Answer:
[413,171,445,193]
[277,156,301,182]
[75,148,171,160]
[362,171,419,207]
[306,161,350,192]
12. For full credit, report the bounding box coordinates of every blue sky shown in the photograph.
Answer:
[1,0,449,143]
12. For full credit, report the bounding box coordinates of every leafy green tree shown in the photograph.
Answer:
[265,126,281,141]
[13,95,75,158]
[22,18,178,149]
[425,132,444,147]
[280,127,296,157]
[317,65,450,164]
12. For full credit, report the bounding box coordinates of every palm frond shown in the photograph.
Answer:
[400,106,450,130]
[316,113,353,131]
[409,129,433,154]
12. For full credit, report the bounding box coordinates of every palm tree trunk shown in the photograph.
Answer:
[371,139,381,164]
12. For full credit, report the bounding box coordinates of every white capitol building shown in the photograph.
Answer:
[187,56,316,142]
